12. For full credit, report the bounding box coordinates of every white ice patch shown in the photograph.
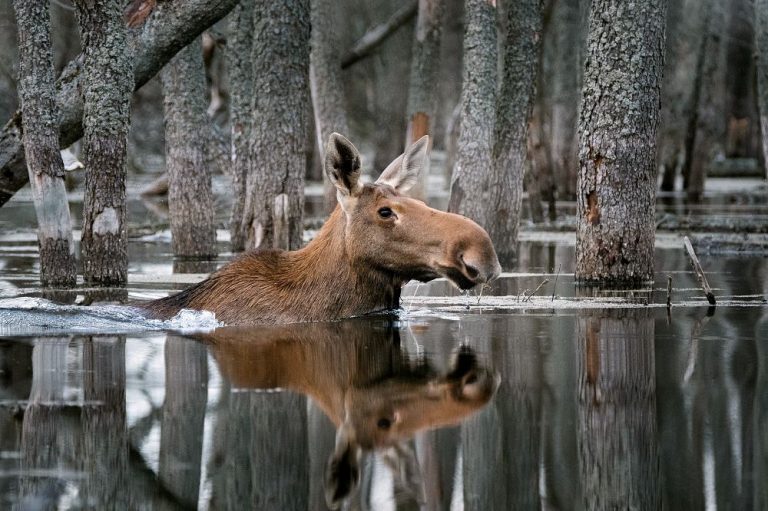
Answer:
[93,207,119,235]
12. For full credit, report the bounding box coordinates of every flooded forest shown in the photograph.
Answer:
[1,0,768,509]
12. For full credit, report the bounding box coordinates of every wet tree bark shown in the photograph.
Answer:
[161,37,217,259]
[310,0,350,212]
[12,0,77,287]
[159,336,209,508]
[227,0,254,252]
[0,0,240,209]
[487,0,541,266]
[448,0,497,225]
[404,0,445,201]
[576,311,661,510]
[575,0,667,284]
[241,0,309,250]
[756,0,768,180]
[755,312,768,510]
[74,0,132,286]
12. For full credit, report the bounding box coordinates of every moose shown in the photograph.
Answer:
[203,319,498,508]
[142,133,501,324]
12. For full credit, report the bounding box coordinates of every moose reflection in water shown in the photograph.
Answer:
[204,319,499,508]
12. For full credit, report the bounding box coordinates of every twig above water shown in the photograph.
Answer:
[523,279,549,302]
[683,236,716,305]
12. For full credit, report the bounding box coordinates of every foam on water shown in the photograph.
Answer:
[0,297,221,336]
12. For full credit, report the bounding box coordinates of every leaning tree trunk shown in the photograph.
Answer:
[241,0,310,250]
[12,0,77,287]
[486,0,541,266]
[756,0,768,180]
[74,0,133,286]
[404,0,445,201]
[448,0,497,225]
[227,0,254,252]
[310,0,350,213]
[575,0,667,284]
[161,37,217,259]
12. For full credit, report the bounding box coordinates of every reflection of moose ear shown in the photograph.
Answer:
[376,135,430,193]
[325,423,361,510]
[325,133,363,211]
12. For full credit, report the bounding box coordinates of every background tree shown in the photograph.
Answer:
[12,0,77,287]
[240,0,310,250]
[74,0,134,286]
[575,0,668,284]
[161,37,217,259]
[756,0,768,179]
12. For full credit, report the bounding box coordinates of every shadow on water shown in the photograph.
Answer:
[0,305,766,509]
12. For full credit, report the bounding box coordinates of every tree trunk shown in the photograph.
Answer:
[310,0,350,213]
[227,0,254,252]
[404,0,445,201]
[74,0,133,286]
[161,37,217,259]
[549,0,581,199]
[758,0,768,180]
[241,0,310,250]
[0,0,240,209]
[575,0,667,284]
[447,0,497,224]
[12,0,77,287]
[486,0,542,266]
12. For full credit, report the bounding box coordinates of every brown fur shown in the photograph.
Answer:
[141,134,501,325]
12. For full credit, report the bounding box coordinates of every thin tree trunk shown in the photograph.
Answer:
[758,0,768,180]
[161,37,217,259]
[487,0,542,266]
[405,0,445,201]
[227,0,254,252]
[74,0,133,286]
[448,0,497,223]
[242,0,309,250]
[575,0,667,284]
[12,0,76,287]
[0,0,240,209]
[310,0,350,213]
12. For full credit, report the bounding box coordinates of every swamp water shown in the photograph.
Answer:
[1,178,768,509]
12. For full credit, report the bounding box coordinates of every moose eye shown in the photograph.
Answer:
[377,417,392,430]
[378,207,393,219]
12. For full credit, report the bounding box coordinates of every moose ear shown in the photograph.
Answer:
[325,423,362,509]
[376,135,430,193]
[325,133,363,207]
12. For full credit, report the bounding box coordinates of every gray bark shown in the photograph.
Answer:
[12,0,77,287]
[759,0,768,180]
[227,0,254,252]
[310,0,350,212]
[575,0,667,284]
[576,311,661,510]
[75,0,133,286]
[159,336,209,508]
[161,37,217,258]
[241,0,310,250]
[487,0,542,266]
[447,0,497,224]
[405,0,445,201]
[0,0,240,208]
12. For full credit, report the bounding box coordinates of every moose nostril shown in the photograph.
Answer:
[458,254,480,279]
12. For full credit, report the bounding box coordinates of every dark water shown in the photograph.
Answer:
[2,179,768,509]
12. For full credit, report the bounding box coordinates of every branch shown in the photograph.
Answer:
[0,0,239,208]
[340,0,418,69]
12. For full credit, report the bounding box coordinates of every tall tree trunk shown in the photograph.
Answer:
[12,0,77,287]
[447,0,497,224]
[486,0,542,266]
[227,0,254,252]
[756,0,768,179]
[0,0,240,209]
[549,0,581,200]
[310,0,350,213]
[241,0,310,250]
[74,0,133,286]
[575,0,667,284]
[161,37,217,259]
[404,0,445,201]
